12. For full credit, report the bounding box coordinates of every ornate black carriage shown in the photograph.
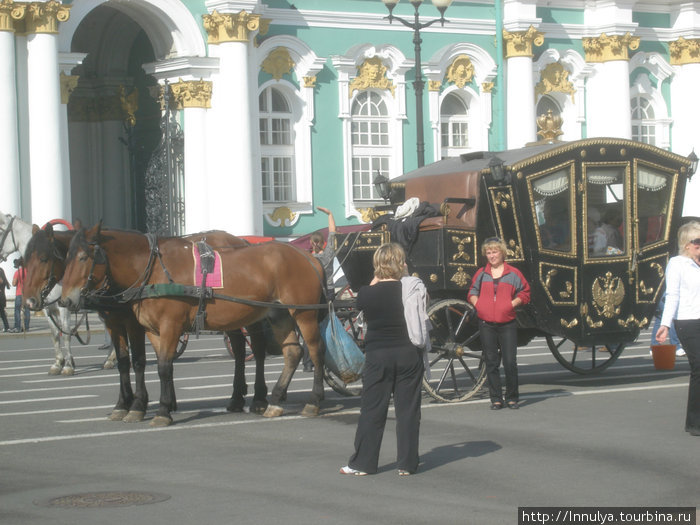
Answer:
[333,138,694,402]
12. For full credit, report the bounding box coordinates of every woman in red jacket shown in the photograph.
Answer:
[468,237,530,410]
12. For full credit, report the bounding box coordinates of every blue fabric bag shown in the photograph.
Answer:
[320,309,364,384]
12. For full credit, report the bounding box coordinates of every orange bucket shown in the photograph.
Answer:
[651,344,676,370]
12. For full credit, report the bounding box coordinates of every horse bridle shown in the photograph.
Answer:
[81,241,111,299]
[0,216,18,261]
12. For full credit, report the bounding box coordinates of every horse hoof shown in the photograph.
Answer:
[301,404,320,417]
[102,360,116,370]
[61,366,75,376]
[123,410,145,423]
[262,405,283,418]
[226,401,245,413]
[150,416,173,427]
[48,366,62,375]
[250,400,269,415]
[109,409,128,421]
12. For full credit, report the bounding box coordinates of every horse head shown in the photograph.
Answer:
[23,223,71,310]
[60,221,109,311]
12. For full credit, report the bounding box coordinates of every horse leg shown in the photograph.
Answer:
[47,321,64,375]
[263,330,303,418]
[248,322,268,414]
[226,329,248,413]
[105,322,134,421]
[123,320,149,422]
[59,308,75,376]
[296,311,325,417]
[150,331,178,427]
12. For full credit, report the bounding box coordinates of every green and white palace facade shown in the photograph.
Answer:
[1,0,698,238]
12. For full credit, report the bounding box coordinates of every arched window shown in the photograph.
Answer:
[259,86,294,202]
[351,91,390,201]
[631,95,656,145]
[440,92,469,158]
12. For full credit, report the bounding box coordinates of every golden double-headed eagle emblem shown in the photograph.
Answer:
[592,271,625,318]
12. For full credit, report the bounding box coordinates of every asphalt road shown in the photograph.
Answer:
[0,324,697,525]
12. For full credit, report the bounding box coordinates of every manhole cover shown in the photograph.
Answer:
[37,491,170,508]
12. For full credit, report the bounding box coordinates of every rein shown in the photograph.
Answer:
[46,309,91,344]
[0,216,17,261]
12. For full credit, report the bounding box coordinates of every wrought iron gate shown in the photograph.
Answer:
[144,81,185,236]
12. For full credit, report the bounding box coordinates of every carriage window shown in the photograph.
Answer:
[636,166,673,248]
[531,168,572,253]
[586,167,626,257]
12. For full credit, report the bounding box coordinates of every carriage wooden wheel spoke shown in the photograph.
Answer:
[545,335,625,375]
[422,298,486,403]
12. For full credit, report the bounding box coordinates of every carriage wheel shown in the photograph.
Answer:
[545,335,625,375]
[323,368,362,397]
[422,298,487,403]
[175,333,189,359]
[224,332,255,361]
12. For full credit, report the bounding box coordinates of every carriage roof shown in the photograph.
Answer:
[392,138,691,231]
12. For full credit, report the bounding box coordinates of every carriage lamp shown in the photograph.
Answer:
[488,156,506,184]
[688,149,698,179]
[373,172,392,203]
[380,0,454,168]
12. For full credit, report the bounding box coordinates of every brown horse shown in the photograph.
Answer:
[59,224,326,426]
[25,226,275,422]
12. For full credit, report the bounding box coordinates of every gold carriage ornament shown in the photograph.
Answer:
[592,271,625,319]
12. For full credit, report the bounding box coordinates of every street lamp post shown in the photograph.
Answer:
[381,0,453,168]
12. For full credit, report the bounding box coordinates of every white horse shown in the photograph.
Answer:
[0,212,115,375]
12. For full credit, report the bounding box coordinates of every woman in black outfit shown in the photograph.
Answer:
[340,243,424,476]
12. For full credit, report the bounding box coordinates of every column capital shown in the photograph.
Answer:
[583,32,639,63]
[59,72,78,104]
[0,0,22,32]
[170,79,212,109]
[503,26,544,58]
[669,37,700,66]
[202,9,261,44]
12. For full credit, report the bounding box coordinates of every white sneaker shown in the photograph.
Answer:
[676,348,686,357]
[339,465,367,476]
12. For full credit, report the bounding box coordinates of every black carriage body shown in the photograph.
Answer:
[336,138,691,347]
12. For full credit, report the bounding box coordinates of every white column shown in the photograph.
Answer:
[671,62,700,214]
[26,31,68,225]
[203,9,262,236]
[183,106,209,234]
[0,28,21,216]
[585,60,632,139]
[506,55,537,148]
[209,41,257,235]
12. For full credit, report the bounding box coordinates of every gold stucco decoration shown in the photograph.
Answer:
[536,109,563,142]
[428,80,442,92]
[262,47,295,81]
[481,82,494,93]
[23,0,70,34]
[303,76,317,88]
[119,86,139,127]
[670,37,700,66]
[535,62,575,102]
[583,33,640,63]
[592,271,624,318]
[203,10,261,44]
[349,57,395,98]
[268,206,297,227]
[170,79,212,109]
[503,26,544,58]
[445,55,474,88]
[59,72,78,104]
[450,267,470,288]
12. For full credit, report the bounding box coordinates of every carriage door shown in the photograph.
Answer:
[630,161,679,326]
[580,162,636,336]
